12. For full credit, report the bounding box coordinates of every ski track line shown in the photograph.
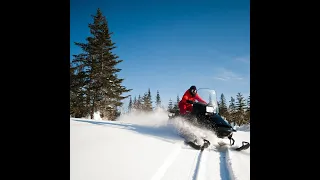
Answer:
[194,147,222,180]
[150,143,237,180]
[191,149,206,180]
[195,145,236,180]
[150,142,203,180]
[219,147,236,180]
[150,142,183,180]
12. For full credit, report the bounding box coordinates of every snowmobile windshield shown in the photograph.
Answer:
[196,88,219,114]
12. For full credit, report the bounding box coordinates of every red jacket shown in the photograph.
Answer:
[179,89,207,107]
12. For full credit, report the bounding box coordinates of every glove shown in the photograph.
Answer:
[186,100,194,104]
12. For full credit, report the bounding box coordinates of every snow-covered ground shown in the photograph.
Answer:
[70,110,250,180]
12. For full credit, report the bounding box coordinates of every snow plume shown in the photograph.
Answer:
[234,124,250,132]
[115,109,184,142]
[116,109,221,146]
[83,111,103,120]
[117,109,169,127]
[168,117,220,146]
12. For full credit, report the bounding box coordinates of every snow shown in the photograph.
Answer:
[71,110,250,180]
[234,124,250,132]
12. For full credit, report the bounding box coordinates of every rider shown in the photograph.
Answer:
[178,85,207,115]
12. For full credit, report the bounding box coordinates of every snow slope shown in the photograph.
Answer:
[70,110,250,180]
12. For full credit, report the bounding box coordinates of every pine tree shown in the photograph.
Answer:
[132,96,137,110]
[246,94,250,123]
[235,92,246,112]
[147,88,153,110]
[235,92,247,125]
[168,99,173,113]
[142,89,153,112]
[137,95,142,111]
[70,8,131,120]
[128,96,132,112]
[172,95,180,113]
[247,94,250,111]
[218,93,228,118]
[70,62,89,118]
[228,96,236,125]
[156,90,161,108]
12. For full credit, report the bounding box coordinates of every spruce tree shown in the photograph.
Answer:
[172,95,180,113]
[142,89,153,112]
[228,96,236,125]
[128,96,132,112]
[235,92,247,125]
[168,99,173,113]
[70,62,89,117]
[156,90,161,108]
[247,94,250,111]
[147,88,153,110]
[131,96,136,110]
[137,95,142,111]
[246,94,250,123]
[218,93,228,118]
[235,92,246,112]
[71,8,131,120]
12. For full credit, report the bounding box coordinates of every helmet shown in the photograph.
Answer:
[189,85,197,96]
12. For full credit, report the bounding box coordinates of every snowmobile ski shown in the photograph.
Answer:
[217,141,250,151]
[184,139,210,151]
[235,141,250,151]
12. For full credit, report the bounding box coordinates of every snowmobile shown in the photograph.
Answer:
[168,88,250,151]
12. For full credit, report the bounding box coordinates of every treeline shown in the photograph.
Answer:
[167,95,180,114]
[218,93,250,126]
[128,89,164,112]
[165,92,250,126]
[70,8,250,124]
[127,89,181,113]
[70,8,131,120]
[128,90,250,126]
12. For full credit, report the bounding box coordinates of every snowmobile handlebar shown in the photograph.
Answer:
[186,100,194,104]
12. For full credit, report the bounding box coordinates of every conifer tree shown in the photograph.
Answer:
[168,99,173,113]
[147,88,153,110]
[70,62,89,117]
[172,95,180,113]
[218,93,228,118]
[156,90,161,108]
[70,8,131,120]
[142,89,153,112]
[235,92,247,125]
[247,94,250,111]
[137,95,142,111]
[228,96,236,125]
[246,94,250,123]
[128,96,132,112]
[132,96,137,110]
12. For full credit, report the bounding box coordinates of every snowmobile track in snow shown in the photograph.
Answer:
[150,142,235,180]
[218,149,234,180]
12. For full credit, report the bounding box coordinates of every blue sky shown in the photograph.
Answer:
[71,0,250,110]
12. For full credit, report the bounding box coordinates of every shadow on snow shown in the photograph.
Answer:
[73,119,184,144]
